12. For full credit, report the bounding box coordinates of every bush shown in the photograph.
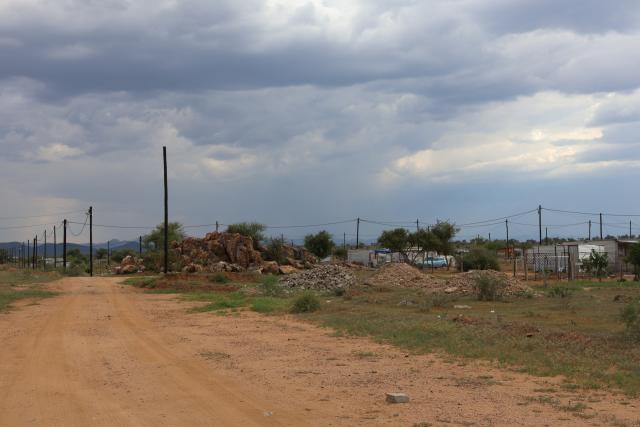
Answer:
[332,247,348,260]
[304,231,335,258]
[263,238,287,264]
[226,222,265,249]
[461,248,500,272]
[419,292,454,312]
[621,300,640,342]
[291,292,321,313]
[261,275,283,297]
[475,274,506,301]
[209,273,229,284]
[547,286,573,298]
[110,248,136,263]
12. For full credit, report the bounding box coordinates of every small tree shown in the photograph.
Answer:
[462,247,500,271]
[143,222,186,251]
[333,246,347,260]
[377,228,410,259]
[96,248,108,260]
[226,222,265,249]
[110,248,136,263]
[582,249,608,281]
[304,230,335,258]
[626,243,640,281]
[430,221,458,269]
[0,249,9,264]
[263,238,287,264]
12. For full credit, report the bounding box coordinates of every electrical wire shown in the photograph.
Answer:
[67,215,89,236]
[543,207,640,217]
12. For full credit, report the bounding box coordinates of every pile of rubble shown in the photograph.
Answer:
[280,265,356,291]
[173,231,317,274]
[365,263,532,297]
[115,255,145,274]
[365,263,441,288]
[439,270,532,297]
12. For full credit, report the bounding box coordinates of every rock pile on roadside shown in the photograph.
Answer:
[366,263,441,288]
[280,265,356,291]
[173,231,318,274]
[115,255,145,274]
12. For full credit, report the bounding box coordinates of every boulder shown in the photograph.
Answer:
[262,261,280,275]
[278,265,298,275]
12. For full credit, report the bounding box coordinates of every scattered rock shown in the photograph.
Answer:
[613,294,633,303]
[115,255,144,274]
[454,305,471,309]
[444,286,458,294]
[386,392,410,404]
[280,265,356,291]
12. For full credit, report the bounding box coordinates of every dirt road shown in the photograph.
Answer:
[0,277,638,426]
[0,277,304,426]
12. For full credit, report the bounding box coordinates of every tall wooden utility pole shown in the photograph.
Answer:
[163,146,169,274]
[89,206,93,277]
[356,217,360,249]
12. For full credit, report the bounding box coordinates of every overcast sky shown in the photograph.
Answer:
[1,0,640,244]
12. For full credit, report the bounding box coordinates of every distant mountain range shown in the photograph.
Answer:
[0,239,139,256]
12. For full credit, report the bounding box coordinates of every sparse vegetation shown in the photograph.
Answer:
[225,222,266,249]
[475,274,506,301]
[621,299,640,342]
[0,269,59,312]
[291,292,321,313]
[263,237,287,264]
[260,275,283,296]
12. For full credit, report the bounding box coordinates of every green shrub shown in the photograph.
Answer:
[474,274,506,301]
[419,292,454,312]
[304,231,335,258]
[334,287,346,297]
[263,238,287,264]
[291,292,321,313]
[209,273,230,284]
[226,222,265,249]
[462,248,500,272]
[261,275,283,297]
[621,300,640,342]
[332,247,348,260]
[547,286,573,298]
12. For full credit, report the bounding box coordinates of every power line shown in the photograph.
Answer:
[543,207,640,217]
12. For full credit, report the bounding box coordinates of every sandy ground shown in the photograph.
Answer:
[0,277,638,426]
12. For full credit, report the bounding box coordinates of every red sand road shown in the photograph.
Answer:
[0,277,639,426]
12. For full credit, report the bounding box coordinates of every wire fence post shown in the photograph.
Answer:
[43,229,47,271]
[53,226,57,269]
[33,236,37,269]
[63,219,67,272]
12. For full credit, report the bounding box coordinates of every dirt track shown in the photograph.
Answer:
[0,277,639,426]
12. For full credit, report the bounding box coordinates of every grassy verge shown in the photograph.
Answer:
[122,271,640,395]
[303,280,640,396]
[122,274,294,314]
[0,268,60,312]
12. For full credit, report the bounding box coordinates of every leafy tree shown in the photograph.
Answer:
[226,222,265,249]
[143,222,186,251]
[377,228,410,256]
[304,230,335,258]
[110,248,136,263]
[626,243,640,281]
[0,249,8,264]
[96,248,108,260]
[461,247,500,272]
[582,249,608,281]
[430,221,458,263]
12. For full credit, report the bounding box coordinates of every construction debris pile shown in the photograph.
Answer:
[365,263,532,297]
[173,232,317,274]
[280,265,356,291]
[441,270,532,297]
[365,263,436,288]
[115,255,145,274]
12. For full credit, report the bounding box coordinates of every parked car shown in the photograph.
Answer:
[421,256,448,268]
